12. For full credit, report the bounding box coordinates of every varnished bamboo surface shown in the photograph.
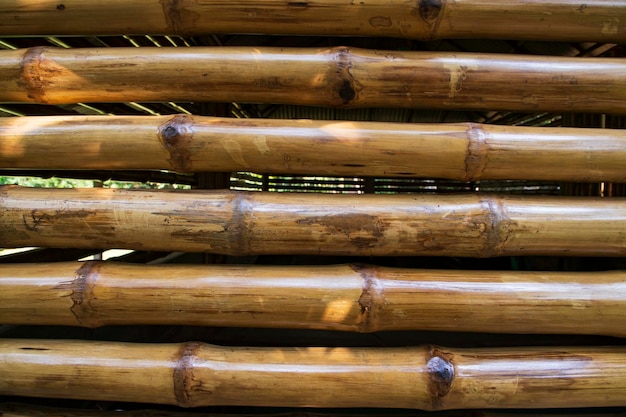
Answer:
[2,339,626,409]
[4,403,626,417]
[2,186,626,257]
[3,46,626,113]
[1,0,626,43]
[2,261,626,336]
[2,115,626,182]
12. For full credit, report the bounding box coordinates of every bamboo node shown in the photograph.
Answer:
[464,123,489,181]
[173,341,204,407]
[53,261,101,327]
[482,198,513,258]
[17,47,52,104]
[159,0,192,36]
[332,47,361,106]
[426,347,455,409]
[158,114,194,172]
[351,264,385,332]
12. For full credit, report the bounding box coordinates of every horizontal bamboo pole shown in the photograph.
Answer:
[2,46,626,112]
[2,261,626,336]
[1,0,625,43]
[4,403,625,417]
[2,339,626,409]
[2,186,626,257]
[2,115,626,182]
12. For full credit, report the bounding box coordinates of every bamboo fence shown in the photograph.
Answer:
[1,0,625,43]
[2,46,626,112]
[1,261,626,336]
[2,186,626,257]
[2,339,626,409]
[2,115,626,181]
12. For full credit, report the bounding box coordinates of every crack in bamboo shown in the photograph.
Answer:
[352,264,385,333]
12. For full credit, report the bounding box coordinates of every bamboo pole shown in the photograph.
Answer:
[2,261,626,336]
[2,46,626,113]
[2,186,626,257]
[4,403,625,417]
[1,0,625,43]
[2,339,626,409]
[2,115,626,182]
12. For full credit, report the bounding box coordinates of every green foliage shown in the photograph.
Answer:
[0,176,191,189]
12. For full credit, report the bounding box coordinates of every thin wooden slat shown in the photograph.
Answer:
[2,115,626,182]
[1,47,626,112]
[2,339,626,409]
[1,186,626,257]
[1,0,625,43]
[2,261,626,336]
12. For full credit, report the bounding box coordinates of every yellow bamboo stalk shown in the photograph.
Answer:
[2,261,626,336]
[2,115,626,182]
[3,403,625,417]
[2,339,626,409]
[1,46,625,112]
[2,186,625,257]
[0,0,625,43]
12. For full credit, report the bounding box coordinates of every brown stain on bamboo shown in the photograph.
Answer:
[296,213,384,250]
[158,114,195,172]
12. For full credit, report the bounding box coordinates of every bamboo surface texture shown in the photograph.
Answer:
[1,0,625,43]
[2,186,626,257]
[2,115,626,182]
[4,403,626,417]
[2,46,626,113]
[2,339,626,409]
[2,261,626,336]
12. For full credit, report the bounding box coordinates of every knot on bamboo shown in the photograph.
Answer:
[482,197,513,257]
[173,341,204,407]
[426,347,455,409]
[158,114,194,172]
[417,0,445,39]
